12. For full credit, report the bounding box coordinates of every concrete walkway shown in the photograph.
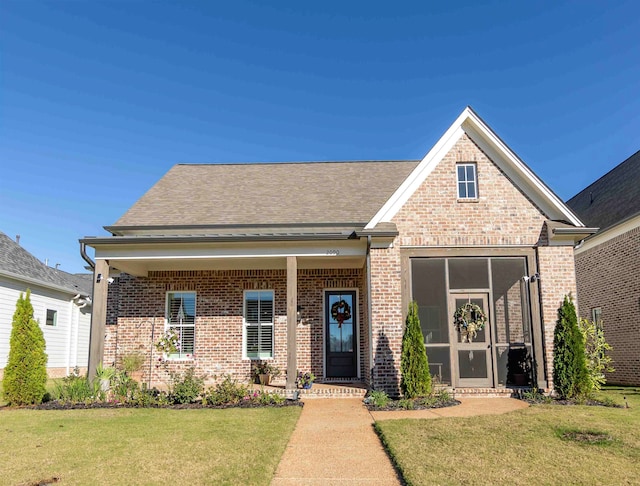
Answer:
[271,397,527,485]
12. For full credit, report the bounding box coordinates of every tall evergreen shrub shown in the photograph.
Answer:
[552,295,589,399]
[2,290,48,405]
[400,301,431,398]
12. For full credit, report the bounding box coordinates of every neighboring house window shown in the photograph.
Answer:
[46,309,57,326]
[456,163,478,199]
[244,290,274,359]
[166,292,196,359]
[591,307,602,326]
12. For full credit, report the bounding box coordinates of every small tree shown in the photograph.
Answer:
[400,301,431,398]
[578,317,614,392]
[552,295,589,399]
[2,290,48,405]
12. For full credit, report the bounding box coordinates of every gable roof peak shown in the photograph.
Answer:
[366,108,584,228]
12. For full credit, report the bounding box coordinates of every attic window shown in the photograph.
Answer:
[456,163,477,199]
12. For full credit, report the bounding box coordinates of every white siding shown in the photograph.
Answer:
[0,275,91,373]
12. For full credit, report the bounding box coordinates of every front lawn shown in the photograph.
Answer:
[376,388,640,485]
[0,407,301,485]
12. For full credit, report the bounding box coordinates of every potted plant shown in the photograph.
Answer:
[95,363,117,392]
[507,346,532,387]
[120,351,145,382]
[297,371,315,389]
[252,361,281,386]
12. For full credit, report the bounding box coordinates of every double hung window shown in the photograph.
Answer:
[244,290,274,359]
[165,292,196,359]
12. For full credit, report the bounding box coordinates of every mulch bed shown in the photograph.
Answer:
[365,398,460,412]
[10,399,304,411]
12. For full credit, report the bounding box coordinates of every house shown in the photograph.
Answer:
[81,107,595,396]
[567,150,640,386]
[0,231,92,378]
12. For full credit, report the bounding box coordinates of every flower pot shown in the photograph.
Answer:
[513,373,527,386]
[302,383,312,389]
[258,373,271,386]
[100,378,110,392]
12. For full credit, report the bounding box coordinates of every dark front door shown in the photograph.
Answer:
[325,290,357,378]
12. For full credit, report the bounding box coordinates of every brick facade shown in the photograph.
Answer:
[574,225,640,385]
[104,269,364,387]
[366,134,577,394]
[102,134,581,395]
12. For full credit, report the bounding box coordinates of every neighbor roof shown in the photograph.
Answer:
[0,232,92,296]
[111,161,420,229]
[567,149,640,231]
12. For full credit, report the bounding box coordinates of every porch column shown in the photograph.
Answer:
[286,256,297,389]
[88,259,109,381]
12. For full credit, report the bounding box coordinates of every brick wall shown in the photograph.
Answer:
[537,245,578,390]
[575,226,640,385]
[367,133,575,393]
[104,268,364,387]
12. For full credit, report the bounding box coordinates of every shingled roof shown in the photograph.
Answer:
[567,150,640,231]
[0,232,92,296]
[112,161,420,229]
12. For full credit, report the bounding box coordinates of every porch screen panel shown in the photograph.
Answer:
[245,291,274,359]
[411,258,452,385]
[166,292,196,359]
[448,258,489,289]
[491,258,534,386]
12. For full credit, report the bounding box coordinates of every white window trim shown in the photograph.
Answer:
[242,289,275,360]
[45,309,58,327]
[164,291,196,360]
[456,162,478,200]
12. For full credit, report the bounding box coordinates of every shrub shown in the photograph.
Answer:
[203,375,249,406]
[3,290,48,405]
[400,301,431,398]
[111,370,139,402]
[168,366,205,404]
[366,389,390,408]
[120,352,145,375]
[577,317,614,392]
[553,295,589,399]
[56,368,102,403]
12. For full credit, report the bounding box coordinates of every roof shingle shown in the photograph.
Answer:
[567,150,640,231]
[113,161,420,228]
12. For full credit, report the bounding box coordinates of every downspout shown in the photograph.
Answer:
[366,235,373,388]
[80,241,95,270]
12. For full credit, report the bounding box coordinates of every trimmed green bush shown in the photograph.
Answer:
[552,295,589,399]
[3,290,48,405]
[400,301,431,398]
[578,317,614,392]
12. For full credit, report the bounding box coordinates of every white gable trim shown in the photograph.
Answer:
[366,107,584,229]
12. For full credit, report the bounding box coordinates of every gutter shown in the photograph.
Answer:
[0,269,89,298]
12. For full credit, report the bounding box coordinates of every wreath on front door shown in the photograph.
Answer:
[331,300,351,328]
[453,303,487,343]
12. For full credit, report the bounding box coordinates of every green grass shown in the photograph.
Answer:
[375,388,640,486]
[0,406,301,485]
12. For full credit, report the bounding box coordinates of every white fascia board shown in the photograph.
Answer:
[575,213,640,255]
[0,270,88,298]
[365,112,468,229]
[93,239,367,260]
[461,113,584,227]
[365,107,584,229]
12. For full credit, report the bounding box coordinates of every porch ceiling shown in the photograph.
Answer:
[91,239,368,276]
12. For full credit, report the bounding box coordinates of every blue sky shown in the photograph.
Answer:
[1,1,639,274]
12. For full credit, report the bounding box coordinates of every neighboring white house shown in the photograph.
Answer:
[0,231,92,378]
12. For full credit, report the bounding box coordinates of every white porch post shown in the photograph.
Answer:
[286,256,298,389]
[88,259,109,381]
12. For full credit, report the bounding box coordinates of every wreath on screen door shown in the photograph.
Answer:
[331,300,352,328]
[453,302,487,343]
